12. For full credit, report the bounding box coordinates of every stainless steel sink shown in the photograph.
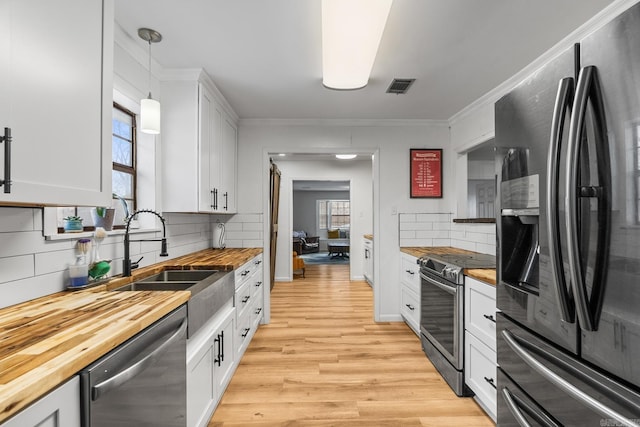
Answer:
[114,269,234,338]
[138,270,219,283]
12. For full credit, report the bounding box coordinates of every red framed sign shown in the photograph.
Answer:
[410,149,443,198]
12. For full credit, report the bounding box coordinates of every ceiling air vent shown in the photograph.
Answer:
[386,78,415,94]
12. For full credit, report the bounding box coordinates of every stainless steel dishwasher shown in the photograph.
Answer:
[79,305,187,427]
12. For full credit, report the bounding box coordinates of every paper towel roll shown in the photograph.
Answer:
[213,222,226,249]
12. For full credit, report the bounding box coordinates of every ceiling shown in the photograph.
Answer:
[115,0,614,121]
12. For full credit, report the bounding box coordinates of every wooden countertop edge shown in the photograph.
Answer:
[464,269,497,286]
[0,247,262,422]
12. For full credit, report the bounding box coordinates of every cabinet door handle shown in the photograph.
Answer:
[214,333,222,366]
[242,295,250,304]
[223,191,228,211]
[0,127,12,193]
[242,327,250,338]
[406,270,415,275]
[210,190,215,208]
[483,314,496,323]
[484,376,496,389]
[405,304,415,311]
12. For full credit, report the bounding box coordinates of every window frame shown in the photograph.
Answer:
[112,101,138,218]
[317,199,351,231]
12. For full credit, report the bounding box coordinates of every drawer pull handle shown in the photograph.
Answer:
[483,314,496,323]
[242,328,250,338]
[484,376,496,389]
[255,307,262,315]
[406,270,415,275]
[405,304,415,311]
[255,281,263,287]
[241,270,250,277]
[242,296,250,304]
[255,260,262,265]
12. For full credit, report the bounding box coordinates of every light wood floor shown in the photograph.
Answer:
[209,264,494,426]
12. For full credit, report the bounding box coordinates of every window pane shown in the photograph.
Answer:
[112,135,133,166]
[319,200,327,229]
[113,108,133,139]
[113,170,133,199]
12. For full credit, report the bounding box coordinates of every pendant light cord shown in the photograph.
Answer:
[147,39,152,99]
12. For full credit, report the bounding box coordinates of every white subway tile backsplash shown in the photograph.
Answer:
[399,213,416,223]
[399,212,496,255]
[0,255,35,284]
[0,208,36,232]
[416,213,451,222]
[243,222,263,231]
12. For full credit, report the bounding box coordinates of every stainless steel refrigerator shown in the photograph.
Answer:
[496,2,640,425]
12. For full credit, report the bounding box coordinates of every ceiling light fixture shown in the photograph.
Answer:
[138,28,162,135]
[322,0,393,90]
[336,154,357,160]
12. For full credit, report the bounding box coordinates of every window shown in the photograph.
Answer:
[318,200,350,230]
[112,102,137,216]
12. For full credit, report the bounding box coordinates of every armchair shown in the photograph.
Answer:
[292,232,320,254]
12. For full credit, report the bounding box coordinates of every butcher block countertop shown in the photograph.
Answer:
[464,269,497,286]
[400,246,496,286]
[0,247,262,422]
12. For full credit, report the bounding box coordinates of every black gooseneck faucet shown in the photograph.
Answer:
[122,209,169,277]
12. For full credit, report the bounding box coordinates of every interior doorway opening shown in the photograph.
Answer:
[293,180,351,269]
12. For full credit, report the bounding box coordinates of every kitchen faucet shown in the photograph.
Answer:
[122,209,168,277]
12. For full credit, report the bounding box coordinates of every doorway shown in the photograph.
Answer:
[293,180,351,267]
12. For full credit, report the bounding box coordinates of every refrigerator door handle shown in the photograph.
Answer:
[502,329,640,427]
[502,386,562,427]
[502,387,533,427]
[565,65,612,332]
[546,77,575,323]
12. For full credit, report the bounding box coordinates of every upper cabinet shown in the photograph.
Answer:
[0,0,113,207]
[161,72,237,214]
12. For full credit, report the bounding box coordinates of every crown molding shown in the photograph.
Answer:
[239,118,449,127]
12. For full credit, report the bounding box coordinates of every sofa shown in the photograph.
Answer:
[292,231,320,254]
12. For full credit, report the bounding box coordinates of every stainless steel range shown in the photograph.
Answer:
[418,252,495,396]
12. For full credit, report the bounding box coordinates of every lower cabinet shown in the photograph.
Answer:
[399,252,420,335]
[363,237,373,286]
[187,301,235,427]
[234,254,264,359]
[1,376,80,427]
[464,276,497,421]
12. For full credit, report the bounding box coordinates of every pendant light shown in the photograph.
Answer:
[138,28,162,134]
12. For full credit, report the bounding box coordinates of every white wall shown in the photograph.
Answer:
[237,121,451,322]
[293,190,350,236]
[274,159,372,281]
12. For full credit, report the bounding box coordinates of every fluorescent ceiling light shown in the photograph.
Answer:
[322,0,393,90]
[336,154,357,160]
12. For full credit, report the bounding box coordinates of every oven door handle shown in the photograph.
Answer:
[420,272,457,295]
[92,318,187,400]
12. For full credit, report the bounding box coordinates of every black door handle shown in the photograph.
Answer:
[0,127,12,193]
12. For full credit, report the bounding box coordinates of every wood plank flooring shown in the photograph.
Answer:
[209,264,494,426]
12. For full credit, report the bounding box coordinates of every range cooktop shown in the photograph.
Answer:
[418,252,496,284]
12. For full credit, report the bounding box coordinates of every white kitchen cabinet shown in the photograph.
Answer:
[464,276,497,421]
[187,301,235,427]
[0,0,113,207]
[363,237,373,286]
[1,376,80,427]
[399,252,420,335]
[161,72,237,213]
[234,254,263,359]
